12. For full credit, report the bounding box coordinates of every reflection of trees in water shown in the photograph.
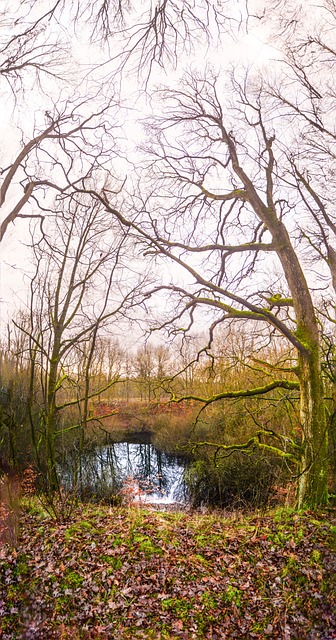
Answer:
[110,443,187,500]
[117,443,164,491]
[62,444,121,499]
[61,442,187,502]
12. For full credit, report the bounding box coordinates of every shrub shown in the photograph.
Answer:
[185,451,290,509]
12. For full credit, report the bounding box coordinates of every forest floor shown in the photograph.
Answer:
[0,501,335,639]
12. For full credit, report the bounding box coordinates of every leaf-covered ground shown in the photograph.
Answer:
[0,503,335,639]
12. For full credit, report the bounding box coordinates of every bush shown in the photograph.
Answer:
[151,413,193,454]
[185,452,290,509]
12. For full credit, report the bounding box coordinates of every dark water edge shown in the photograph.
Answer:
[58,431,288,509]
[60,436,190,505]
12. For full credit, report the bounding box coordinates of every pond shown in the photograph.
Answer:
[61,438,189,505]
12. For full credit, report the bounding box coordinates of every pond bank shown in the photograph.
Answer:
[88,399,197,454]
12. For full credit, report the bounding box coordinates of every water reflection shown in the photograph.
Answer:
[62,441,188,504]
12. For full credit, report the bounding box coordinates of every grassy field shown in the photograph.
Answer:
[0,501,335,639]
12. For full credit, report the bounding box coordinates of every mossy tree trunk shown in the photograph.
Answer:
[297,348,328,508]
[45,335,61,494]
[217,130,329,508]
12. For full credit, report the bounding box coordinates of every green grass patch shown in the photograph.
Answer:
[64,520,100,541]
[161,596,194,619]
[224,584,243,607]
[61,570,84,589]
[101,554,123,570]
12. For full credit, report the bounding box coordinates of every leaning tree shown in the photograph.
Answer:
[1,0,335,509]
[83,64,331,508]
[47,0,334,509]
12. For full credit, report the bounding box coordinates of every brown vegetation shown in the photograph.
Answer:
[0,502,335,639]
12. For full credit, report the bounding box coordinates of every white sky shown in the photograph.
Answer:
[0,2,276,340]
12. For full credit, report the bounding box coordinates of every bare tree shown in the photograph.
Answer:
[59,1,233,77]
[2,0,334,511]
[259,0,336,277]
[83,65,330,507]
[0,1,72,96]
[0,322,32,467]
[255,0,336,501]
[0,0,124,244]
[134,343,171,401]
[15,198,146,492]
[0,0,238,243]
[0,95,123,242]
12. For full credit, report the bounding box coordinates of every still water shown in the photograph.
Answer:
[62,440,189,504]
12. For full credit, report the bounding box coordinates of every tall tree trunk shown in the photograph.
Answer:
[228,137,329,507]
[297,348,328,508]
[45,339,61,493]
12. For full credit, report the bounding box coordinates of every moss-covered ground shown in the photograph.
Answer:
[0,502,335,639]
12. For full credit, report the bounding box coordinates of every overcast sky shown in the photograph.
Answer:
[0,2,275,340]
